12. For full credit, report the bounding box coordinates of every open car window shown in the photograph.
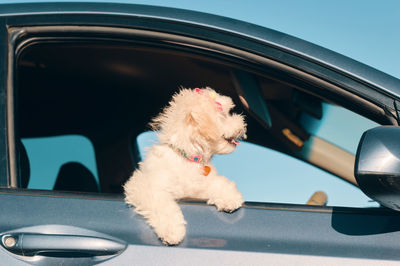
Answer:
[137,102,379,208]
[12,28,389,209]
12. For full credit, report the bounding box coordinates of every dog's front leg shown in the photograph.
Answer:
[200,175,244,213]
[129,189,187,245]
[148,195,187,245]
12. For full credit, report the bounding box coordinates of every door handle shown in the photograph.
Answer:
[1,233,126,256]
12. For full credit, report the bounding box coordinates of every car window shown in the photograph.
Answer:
[137,102,379,208]
[13,37,383,208]
[21,135,99,191]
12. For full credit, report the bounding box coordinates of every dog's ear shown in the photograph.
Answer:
[186,109,220,142]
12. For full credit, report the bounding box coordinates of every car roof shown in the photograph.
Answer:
[1,1,400,98]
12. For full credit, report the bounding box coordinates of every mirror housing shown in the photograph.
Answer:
[355,126,400,211]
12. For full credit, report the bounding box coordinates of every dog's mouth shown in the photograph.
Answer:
[225,137,241,146]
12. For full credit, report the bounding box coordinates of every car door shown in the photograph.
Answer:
[1,3,400,265]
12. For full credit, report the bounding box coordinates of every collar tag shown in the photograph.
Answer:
[203,166,211,176]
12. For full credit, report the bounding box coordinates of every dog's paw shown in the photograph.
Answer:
[156,221,186,246]
[212,197,243,213]
[208,191,244,213]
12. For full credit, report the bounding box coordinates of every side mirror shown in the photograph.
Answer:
[355,126,400,211]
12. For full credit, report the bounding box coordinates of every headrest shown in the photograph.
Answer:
[54,162,99,192]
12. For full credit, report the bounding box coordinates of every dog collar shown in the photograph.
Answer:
[169,144,203,163]
[168,144,211,176]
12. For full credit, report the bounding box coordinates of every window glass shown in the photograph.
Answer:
[213,142,377,207]
[21,135,99,190]
[301,103,379,154]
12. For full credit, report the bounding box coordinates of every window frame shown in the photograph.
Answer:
[0,18,10,187]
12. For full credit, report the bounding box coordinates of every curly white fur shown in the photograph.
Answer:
[124,87,247,245]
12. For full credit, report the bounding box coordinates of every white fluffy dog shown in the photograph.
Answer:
[124,87,247,245]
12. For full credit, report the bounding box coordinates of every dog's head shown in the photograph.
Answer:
[151,87,247,161]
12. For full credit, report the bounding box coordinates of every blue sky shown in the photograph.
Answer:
[130,0,400,78]
[14,0,398,207]
[3,0,399,78]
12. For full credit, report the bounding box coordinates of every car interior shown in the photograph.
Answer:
[13,29,394,196]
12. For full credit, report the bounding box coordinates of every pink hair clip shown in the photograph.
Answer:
[215,101,223,111]
[194,88,223,111]
[195,88,204,94]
